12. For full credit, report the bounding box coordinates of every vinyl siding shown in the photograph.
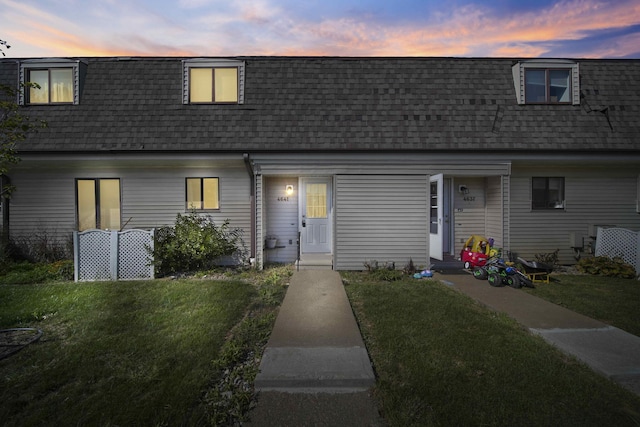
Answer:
[484,175,507,249]
[335,174,428,270]
[452,177,487,255]
[7,170,77,245]
[255,174,264,268]
[9,160,251,256]
[263,176,299,263]
[510,164,640,265]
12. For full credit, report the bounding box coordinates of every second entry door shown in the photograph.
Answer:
[300,177,332,253]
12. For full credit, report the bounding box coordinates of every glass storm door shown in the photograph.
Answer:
[300,177,332,253]
[430,174,443,260]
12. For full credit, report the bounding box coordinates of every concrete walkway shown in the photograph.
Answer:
[437,271,640,396]
[246,269,640,425]
[248,270,383,426]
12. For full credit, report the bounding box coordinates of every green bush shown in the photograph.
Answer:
[152,211,243,276]
[577,256,637,279]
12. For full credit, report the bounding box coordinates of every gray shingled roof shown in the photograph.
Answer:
[1,56,639,153]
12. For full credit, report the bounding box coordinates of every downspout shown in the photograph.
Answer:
[243,153,256,260]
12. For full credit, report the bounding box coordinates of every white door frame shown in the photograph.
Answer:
[429,173,444,260]
[299,176,333,254]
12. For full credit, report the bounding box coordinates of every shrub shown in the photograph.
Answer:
[577,256,637,279]
[152,211,243,276]
[367,268,403,282]
[5,230,71,263]
[534,249,559,268]
[403,258,417,275]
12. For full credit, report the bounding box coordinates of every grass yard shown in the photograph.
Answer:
[343,273,640,426]
[524,274,640,336]
[0,274,283,426]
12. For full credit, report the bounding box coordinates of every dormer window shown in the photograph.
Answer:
[27,68,74,104]
[19,59,84,105]
[513,60,579,105]
[525,68,571,104]
[183,59,245,104]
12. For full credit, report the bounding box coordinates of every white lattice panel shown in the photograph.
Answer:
[118,230,154,280]
[74,229,154,281]
[595,227,640,275]
[76,230,112,281]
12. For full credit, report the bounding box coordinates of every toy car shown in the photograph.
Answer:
[460,234,493,269]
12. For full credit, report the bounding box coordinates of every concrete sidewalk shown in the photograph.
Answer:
[247,270,383,426]
[437,271,640,396]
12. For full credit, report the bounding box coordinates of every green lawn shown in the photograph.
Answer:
[343,273,640,426]
[524,274,640,336]
[0,278,257,426]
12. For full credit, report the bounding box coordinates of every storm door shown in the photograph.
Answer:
[300,177,332,253]
[429,174,443,260]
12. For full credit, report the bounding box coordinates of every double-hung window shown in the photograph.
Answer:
[183,59,245,104]
[186,178,219,210]
[525,68,571,104]
[76,179,121,231]
[532,177,565,210]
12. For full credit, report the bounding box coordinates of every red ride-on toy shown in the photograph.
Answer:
[460,235,493,269]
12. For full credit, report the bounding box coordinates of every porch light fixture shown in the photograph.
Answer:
[285,185,294,195]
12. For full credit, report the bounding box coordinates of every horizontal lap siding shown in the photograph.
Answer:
[9,161,251,252]
[121,165,250,232]
[256,175,264,268]
[335,175,428,270]
[453,177,487,254]
[510,165,640,265]
[484,176,504,248]
[9,171,77,244]
[264,177,298,263]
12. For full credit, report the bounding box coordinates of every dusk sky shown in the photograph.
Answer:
[2,0,640,58]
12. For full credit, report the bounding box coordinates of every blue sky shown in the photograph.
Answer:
[2,0,639,58]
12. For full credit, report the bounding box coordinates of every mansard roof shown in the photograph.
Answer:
[1,56,638,153]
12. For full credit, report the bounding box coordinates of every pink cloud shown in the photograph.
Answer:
[2,0,639,58]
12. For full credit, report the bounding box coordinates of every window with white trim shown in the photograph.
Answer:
[512,60,580,105]
[19,59,84,105]
[183,59,245,104]
[525,68,571,104]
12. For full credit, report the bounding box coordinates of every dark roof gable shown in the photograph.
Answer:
[1,56,639,153]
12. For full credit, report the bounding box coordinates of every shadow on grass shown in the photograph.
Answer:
[0,279,254,426]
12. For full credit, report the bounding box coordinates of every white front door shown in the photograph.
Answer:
[429,174,444,260]
[300,177,332,253]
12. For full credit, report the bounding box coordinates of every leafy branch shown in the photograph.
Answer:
[0,82,48,196]
[0,40,9,57]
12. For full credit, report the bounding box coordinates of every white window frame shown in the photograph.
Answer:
[19,59,83,105]
[182,59,245,105]
[512,60,580,106]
